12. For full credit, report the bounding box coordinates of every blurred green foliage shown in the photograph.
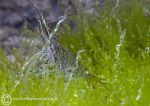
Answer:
[0,0,150,106]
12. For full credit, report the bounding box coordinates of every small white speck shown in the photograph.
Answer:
[136,95,140,101]
[136,88,142,101]
[74,94,78,97]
